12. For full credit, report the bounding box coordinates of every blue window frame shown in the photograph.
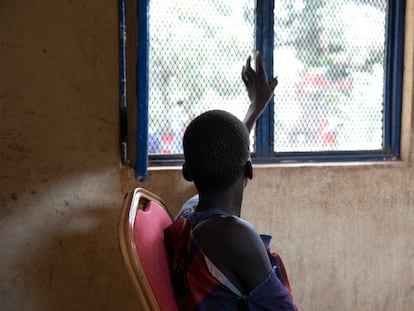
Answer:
[120,0,405,181]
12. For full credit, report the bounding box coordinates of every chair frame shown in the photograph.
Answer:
[119,187,174,311]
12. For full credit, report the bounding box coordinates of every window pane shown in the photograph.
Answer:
[273,0,386,152]
[148,0,255,154]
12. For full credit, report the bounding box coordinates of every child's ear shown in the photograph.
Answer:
[245,160,253,180]
[182,163,194,181]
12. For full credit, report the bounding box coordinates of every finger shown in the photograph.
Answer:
[241,67,249,86]
[269,76,278,92]
[242,66,253,86]
[243,67,254,82]
[245,55,252,71]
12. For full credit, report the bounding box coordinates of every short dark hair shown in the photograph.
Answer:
[183,110,250,191]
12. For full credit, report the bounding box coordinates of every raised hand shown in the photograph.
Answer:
[242,51,278,132]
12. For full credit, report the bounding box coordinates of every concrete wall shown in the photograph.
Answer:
[1,1,413,311]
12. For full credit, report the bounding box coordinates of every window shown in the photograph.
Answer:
[120,0,405,180]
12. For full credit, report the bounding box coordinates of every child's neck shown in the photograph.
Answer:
[196,181,244,217]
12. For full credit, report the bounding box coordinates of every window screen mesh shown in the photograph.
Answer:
[148,0,255,154]
[148,0,387,155]
[273,0,386,152]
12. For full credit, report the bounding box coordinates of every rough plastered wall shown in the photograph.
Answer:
[0,0,138,310]
[0,1,413,311]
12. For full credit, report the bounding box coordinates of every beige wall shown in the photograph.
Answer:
[1,1,413,310]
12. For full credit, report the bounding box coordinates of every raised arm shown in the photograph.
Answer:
[241,51,278,133]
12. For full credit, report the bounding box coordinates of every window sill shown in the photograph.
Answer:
[143,159,411,172]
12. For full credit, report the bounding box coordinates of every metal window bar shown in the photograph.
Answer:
[384,0,405,158]
[136,0,150,181]
[254,0,275,158]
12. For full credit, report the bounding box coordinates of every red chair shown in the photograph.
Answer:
[119,188,179,311]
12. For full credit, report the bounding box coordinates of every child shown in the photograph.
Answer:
[165,52,298,311]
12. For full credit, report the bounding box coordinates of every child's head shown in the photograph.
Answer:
[183,110,251,191]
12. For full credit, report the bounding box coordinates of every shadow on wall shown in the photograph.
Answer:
[0,171,139,311]
[0,0,144,309]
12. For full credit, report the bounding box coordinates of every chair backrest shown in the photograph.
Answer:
[119,188,179,311]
